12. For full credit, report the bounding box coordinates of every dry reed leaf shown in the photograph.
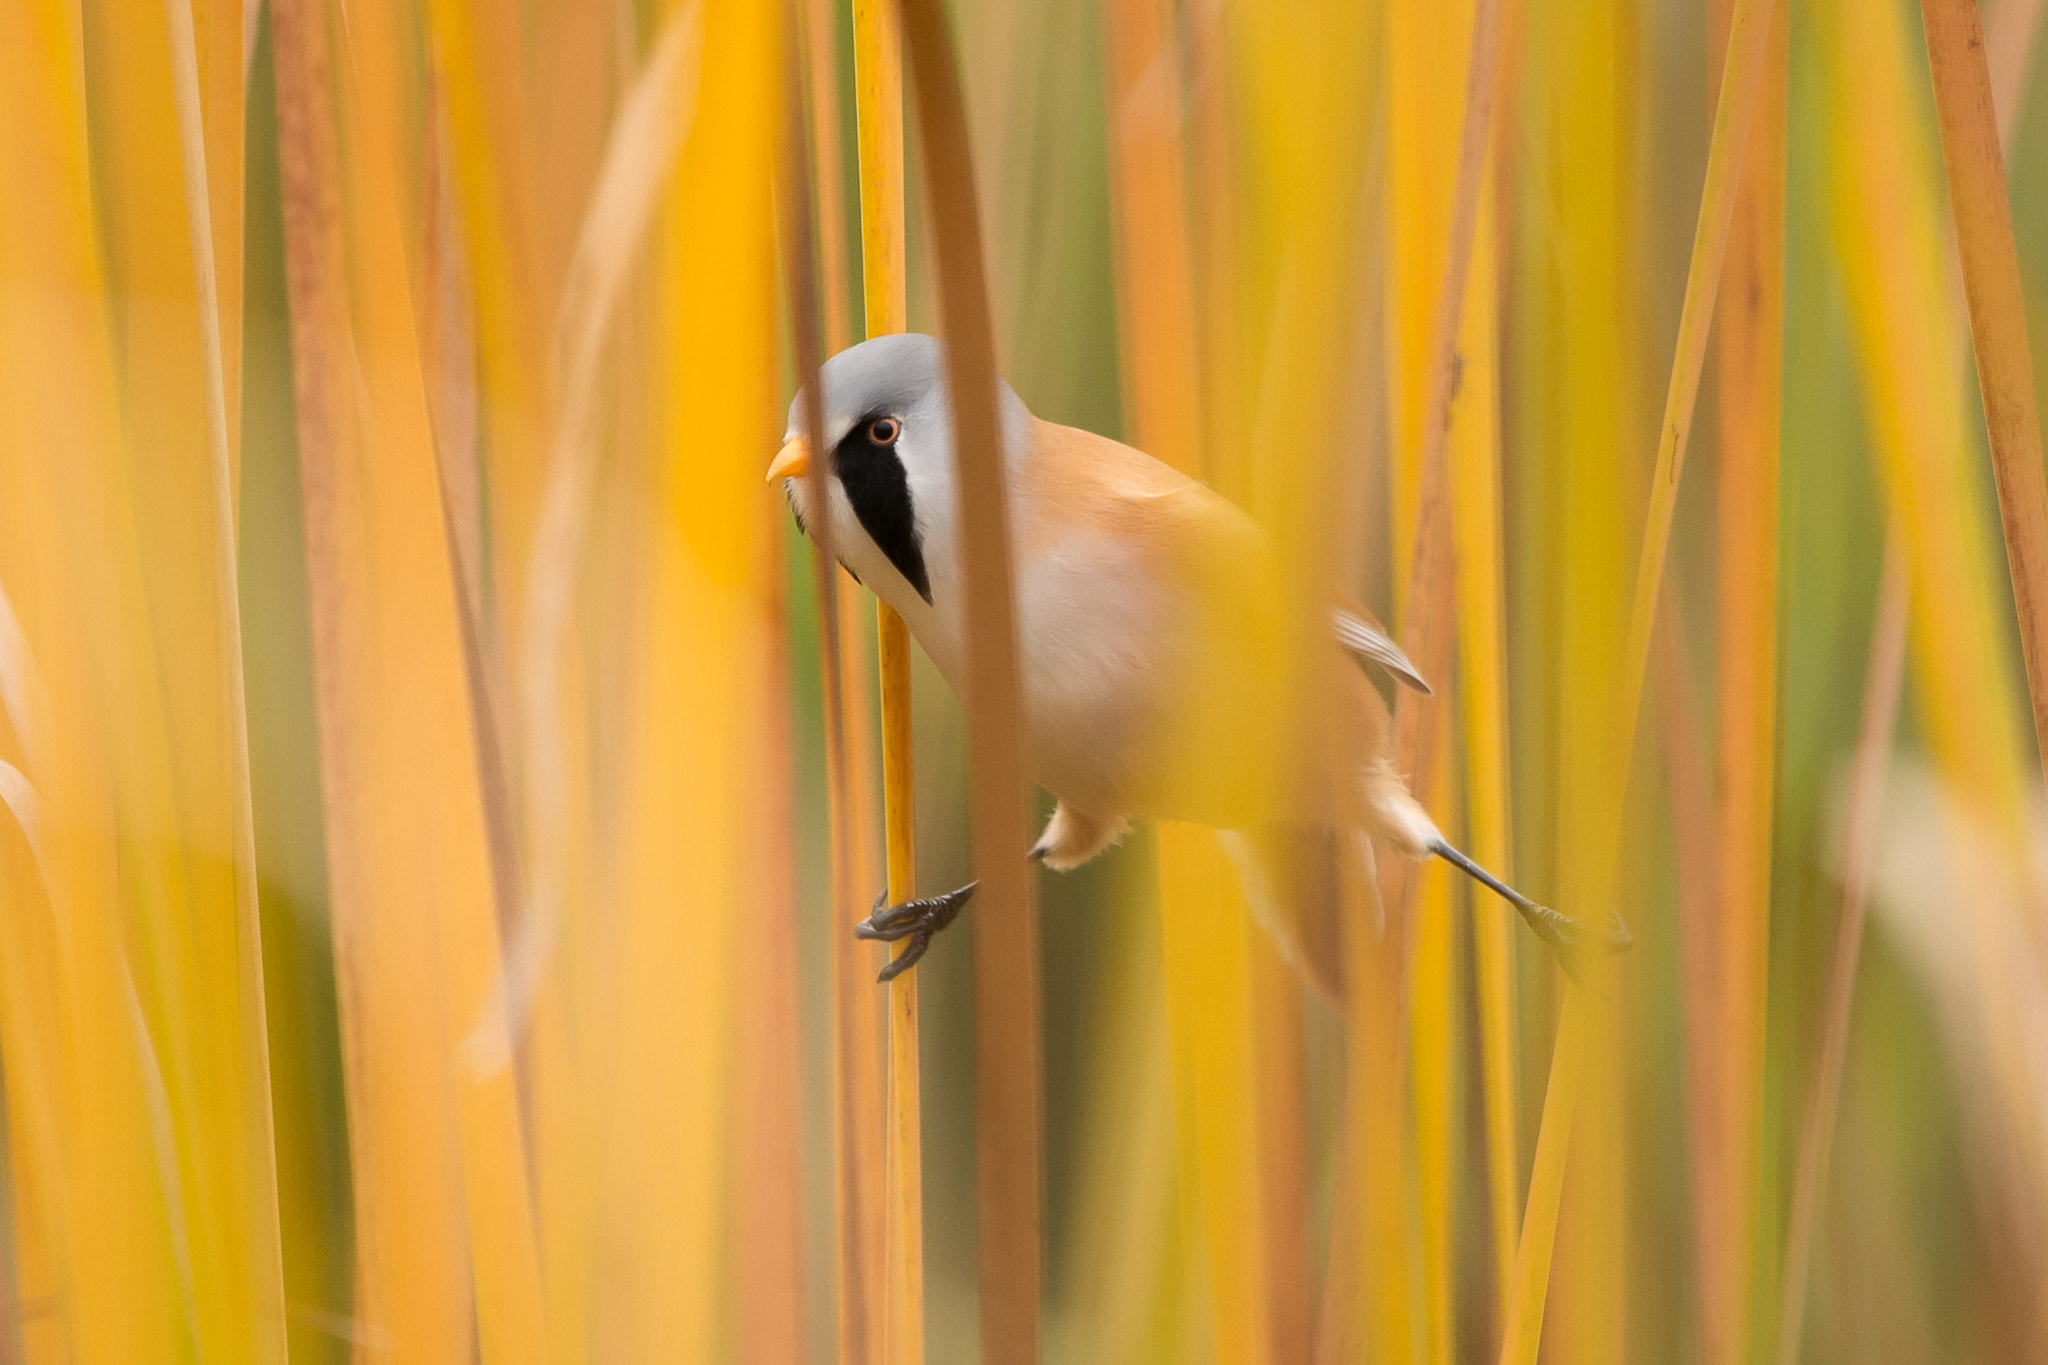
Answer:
[1856,763,2048,1343]
[524,0,704,1033]
[1773,538,1909,1365]
[422,70,485,625]
[270,0,550,1356]
[426,0,556,640]
[0,584,74,1365]
[898,1,1045,1358]
[482,13,709,1363]
[0,5,218,1353]
[196,0,246,500]
[76,0,291,1351]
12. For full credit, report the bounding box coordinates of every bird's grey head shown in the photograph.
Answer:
[769,332,1030,611]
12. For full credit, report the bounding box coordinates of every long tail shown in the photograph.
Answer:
[1428,837,1632,981]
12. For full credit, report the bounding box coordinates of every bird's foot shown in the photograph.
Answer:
[1517,901,1633,985]
[855,882,977,983]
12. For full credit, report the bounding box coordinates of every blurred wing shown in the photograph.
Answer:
[1332,605,1432,694]
[1220,823,1354,1007]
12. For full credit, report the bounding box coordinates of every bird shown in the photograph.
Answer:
[769,332,1625,995]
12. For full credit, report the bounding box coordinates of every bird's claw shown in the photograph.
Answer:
[1604,908,1634,952]
[856,882,978,983]
[1517,900,1632,986]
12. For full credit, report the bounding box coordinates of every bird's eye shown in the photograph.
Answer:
[867,416,901,447]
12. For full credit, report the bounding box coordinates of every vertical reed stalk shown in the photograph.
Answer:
[851,0,925,1358]
[1500,2,1779,1355]
[898,2,1044,1357]
[1916,0,2048,778]
[1448,158,1520,1329]
[1250,938,1312,1365]
[736,529,808,1365]
[1704,2,1787,1360]
[425,0,556,644]
[0,6,199,1353]
[273,0,553,1353]
[591,1,778,1354]
[1156,826,1274,1365]
[1386,3,1490,1351]
[786,19,884,1365]
[1103,2,1274,1361]
[1655,588,1725,1332]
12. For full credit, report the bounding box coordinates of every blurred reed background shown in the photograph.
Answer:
[0,0,2046,1359]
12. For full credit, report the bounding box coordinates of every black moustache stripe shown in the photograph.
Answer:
[833,419,931,604]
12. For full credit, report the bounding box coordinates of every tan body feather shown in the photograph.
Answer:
[928,418,1437,861]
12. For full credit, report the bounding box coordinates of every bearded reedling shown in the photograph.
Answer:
[772,334,1628,990]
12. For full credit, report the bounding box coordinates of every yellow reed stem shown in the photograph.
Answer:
[1409,749,1459,1365]
[1704,1,1787,1359]
[1066,902,1187,1361]
[786,27,884,1365]
[1249,937,1312,1364]
[1654,586,1728,1347]
[1157,825,1274,1365]
[1447,161,1519,1324]
[736,503,808,1365]
[1498,993,1592,1365]
[1538,3,1631,1353]
[1103,2,1273,1360]
[853,0,924,1359]
[1500,2,1779,1356]
[587,3,778,1356]
[1615,0,1778,733]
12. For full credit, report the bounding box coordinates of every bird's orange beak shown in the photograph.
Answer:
[766,435,810,482]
